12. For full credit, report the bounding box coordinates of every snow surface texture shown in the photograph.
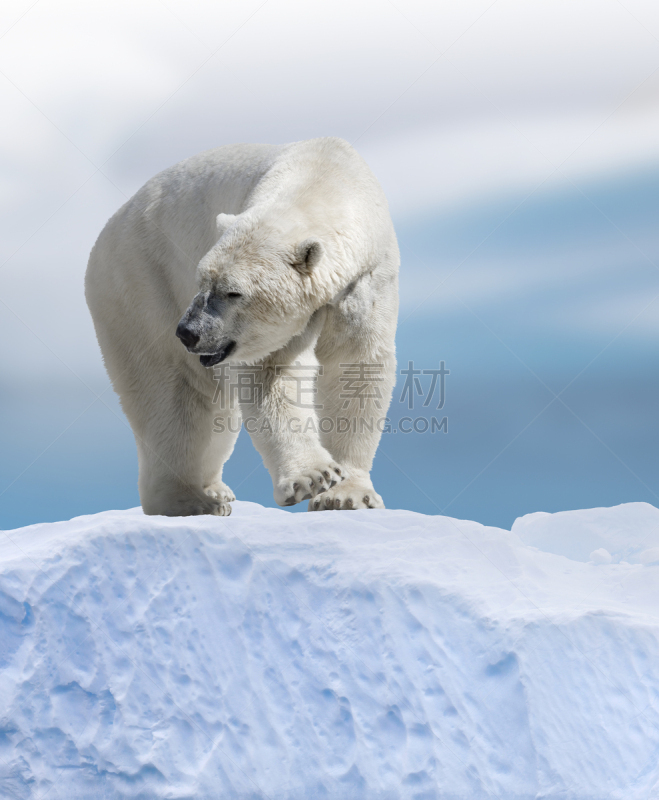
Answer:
[1,502,659,800]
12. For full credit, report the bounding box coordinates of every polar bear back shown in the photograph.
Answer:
[89,138,393,308]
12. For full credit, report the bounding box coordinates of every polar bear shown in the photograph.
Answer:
[86,138,399,516]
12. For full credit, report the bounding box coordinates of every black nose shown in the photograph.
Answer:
[176,322,200,349]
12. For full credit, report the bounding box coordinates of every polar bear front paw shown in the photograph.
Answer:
[204,481,236,504]
[148,494,232,517]
[308,476,384,511]
[274,461,346,506]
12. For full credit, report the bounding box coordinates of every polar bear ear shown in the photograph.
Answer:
[292,239,323,275]
[216,213,237,237]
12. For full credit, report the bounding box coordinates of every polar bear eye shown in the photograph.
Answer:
[226,292,243,299]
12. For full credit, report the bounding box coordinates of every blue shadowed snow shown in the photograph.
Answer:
[1,501,659,798]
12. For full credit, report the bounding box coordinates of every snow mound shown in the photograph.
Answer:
[1,502,659,800]
[512,501,659,565]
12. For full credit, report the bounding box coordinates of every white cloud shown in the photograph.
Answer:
[1,0,659,381]
[362,106,659,218]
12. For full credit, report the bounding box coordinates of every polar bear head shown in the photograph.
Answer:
[175,211,328,367]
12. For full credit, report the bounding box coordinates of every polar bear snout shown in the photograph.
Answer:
[176,293,238,367]
[176,291,209,352]
[176,290,234,355]
[175,321,200,350]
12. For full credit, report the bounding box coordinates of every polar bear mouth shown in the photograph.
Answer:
[199,341,236,368]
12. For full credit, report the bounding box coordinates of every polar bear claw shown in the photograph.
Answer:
[275,462,345,506]
[308,477,384,511]
[204,482,236,504]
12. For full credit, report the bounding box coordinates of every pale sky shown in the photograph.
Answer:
[1,0,659,381]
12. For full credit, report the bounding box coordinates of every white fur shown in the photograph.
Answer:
[86,138,399,516]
